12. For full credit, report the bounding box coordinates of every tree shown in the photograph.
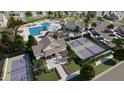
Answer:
[53,33,58,40]
[27,35,37,47]
[112,38,123,47]
[91,22,97,27]
[97,16,103,21]
[0,52,4,59]
[36,11,42,15]
[72,26,80,33]
[113,48,124,61]
[87,11,96,18]
[7,17,25,29]
[84,15,90,24]
[16,39,25,51]
[48,11,53,15]
[102,11,105,16]
[103,14,109,20]
[109,11,112,15]
[37,58,44,68]
[7,17,16,28]
[16,19,24,26]
[15,34,23,40]
[14,34,24,47]
[64,11,68,15]
[67,46,77,58]
[80,64,95,80]
[107,24,115,29]
[25,11,32,17]
[0,43,7,53]
[1,34,11,43]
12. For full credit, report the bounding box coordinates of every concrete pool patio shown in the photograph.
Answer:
[18,20,62,41]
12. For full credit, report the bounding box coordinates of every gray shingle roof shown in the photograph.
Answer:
[32,36,66,57]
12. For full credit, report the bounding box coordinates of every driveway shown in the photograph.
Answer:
[94,61,124,81]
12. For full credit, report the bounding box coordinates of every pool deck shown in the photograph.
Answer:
[18,20,61,41]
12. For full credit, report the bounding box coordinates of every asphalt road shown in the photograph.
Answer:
[95,62,124,81]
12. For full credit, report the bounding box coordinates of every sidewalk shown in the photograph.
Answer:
[56,65,68,79]
[59,70,80,81]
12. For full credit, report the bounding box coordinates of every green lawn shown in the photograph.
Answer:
[95,64,111,76]
[119,17,124,24]
[0,27,4,39]
[26,16,48,23]
[69,63,112,81]
[95,59,117,76]
[65,16,82,23]
[35,69,60,81]
[65,16,76,22]
[69,59,116,81]
[64,60,81,74]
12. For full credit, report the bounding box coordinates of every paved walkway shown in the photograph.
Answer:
[59,70,80,81]
[56,65,68,79]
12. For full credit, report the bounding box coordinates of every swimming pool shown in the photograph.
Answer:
[28,22,61,36]
[28,22,50,36]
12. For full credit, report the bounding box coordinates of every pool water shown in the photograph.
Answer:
[28,22,50,36]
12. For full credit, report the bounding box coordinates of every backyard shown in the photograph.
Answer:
[35,69,60,81]
[64,59,81,74]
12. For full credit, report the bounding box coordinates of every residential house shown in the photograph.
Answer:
[32,36,67,60]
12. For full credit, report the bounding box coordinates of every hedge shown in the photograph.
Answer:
[69,35,82,40]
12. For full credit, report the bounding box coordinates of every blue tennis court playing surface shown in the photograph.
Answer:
[68,37,105,60]
[9,58,28,81]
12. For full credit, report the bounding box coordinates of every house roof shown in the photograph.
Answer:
[45,48,62,57]
[32,36,66,57]
[65,21,77,30]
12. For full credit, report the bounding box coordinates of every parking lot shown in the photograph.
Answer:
[96,20,113,40]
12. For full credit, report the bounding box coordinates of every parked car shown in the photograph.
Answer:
[109,33,116,37]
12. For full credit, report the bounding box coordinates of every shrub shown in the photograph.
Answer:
[70,35,82,40]
[103,59,117,66]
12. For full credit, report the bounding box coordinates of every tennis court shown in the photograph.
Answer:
[68,37,105,60]
[2,54,31,81]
